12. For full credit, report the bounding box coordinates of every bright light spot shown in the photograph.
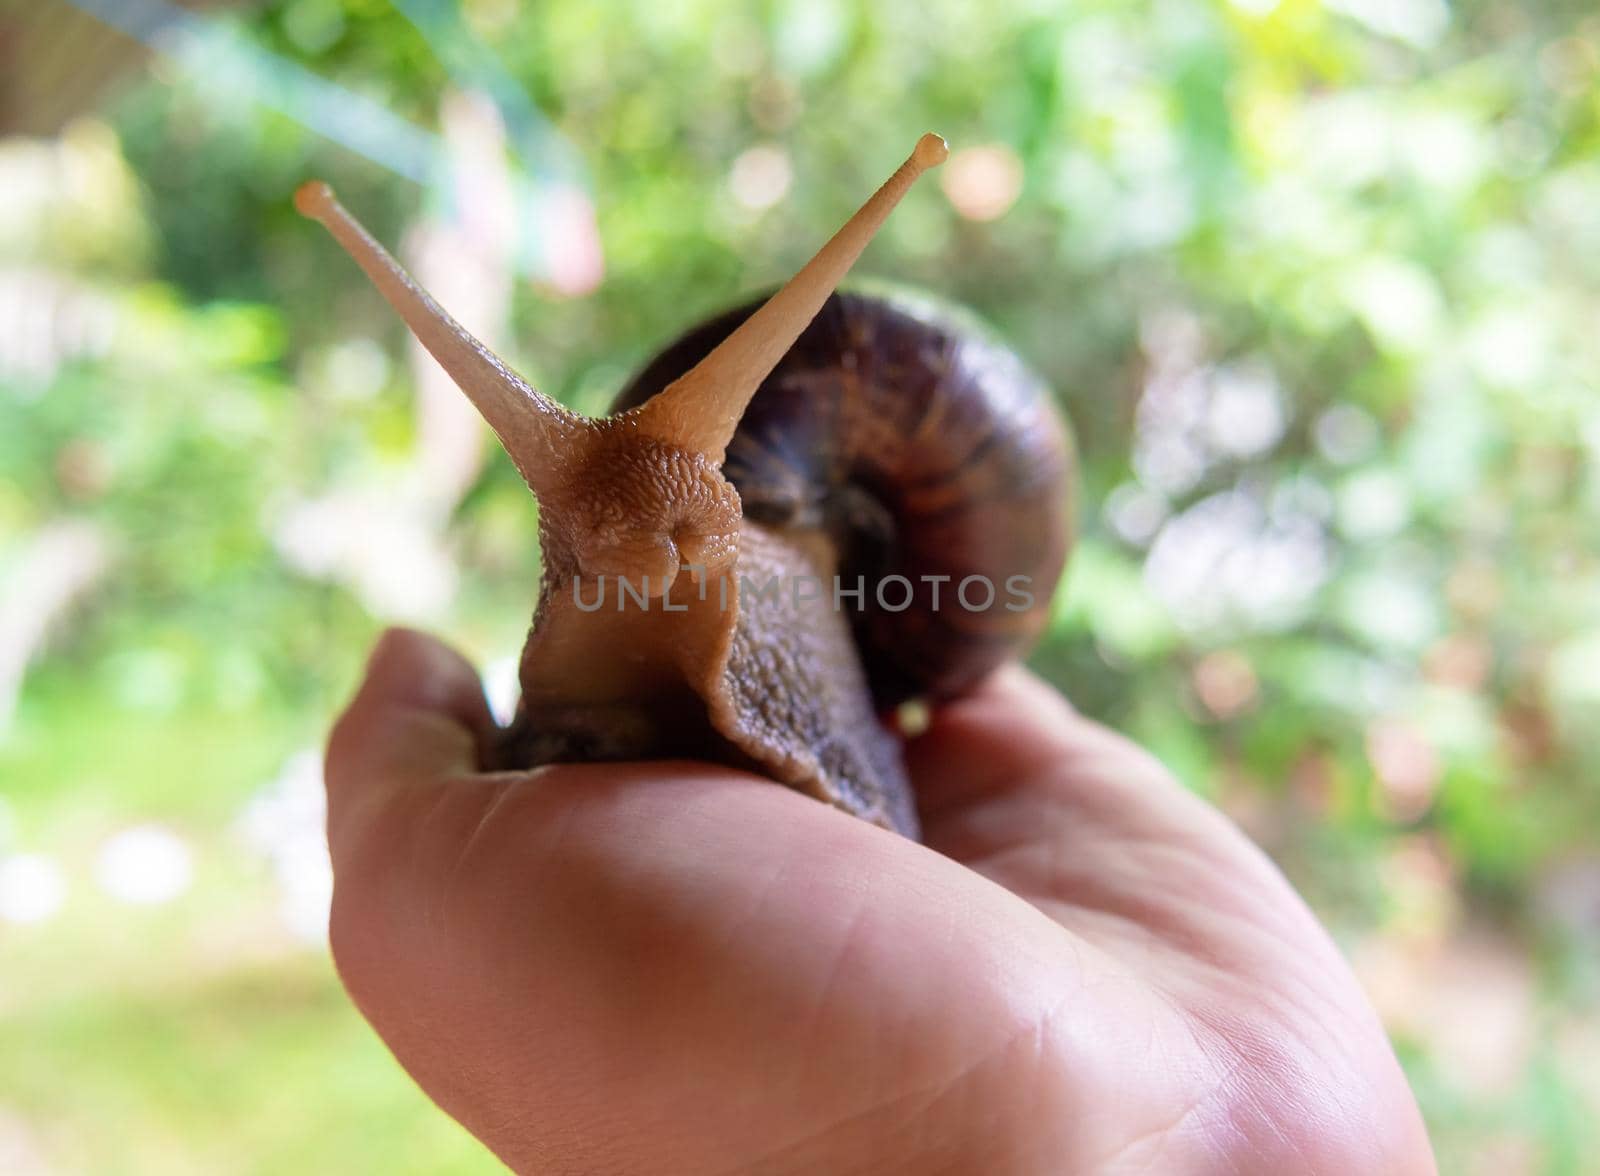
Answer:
[315,337,390,403]
[1340,570,1438,651]
[273,490,459,621]
[1400,111,1487,192]
[1207,363,1286,458]
[1470,226,1541,289]
[1131,316,1269,495]
[1337,469,1412,540]
[1314,404,1380,465]
[729,145,793,211]
[1144,488,1329,634]
[1342,258,1445,354]
[0,854,66,925]
[239,750,332,944]
[776,0,846,75]
[1104,482,1169,545]
[1133,430,1209,496]
[1132,365,1210,496]
[482,654,522,726]
[1467,307,1552,390]
[1325,0,1449,49]
[1548,630,1600,713]
[276,837,333,944]
[1228,0,1281,13]
[1405,385,1493,501]
[941,144,1024,223]
[1119,178,1194,249]
[1301,95,1392,189]
[95,825,193,906]
[895,698,931,738]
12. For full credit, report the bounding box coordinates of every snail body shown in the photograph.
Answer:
[299,136,1073,839]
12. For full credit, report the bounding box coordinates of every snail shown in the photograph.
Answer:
[297,133,1073,839]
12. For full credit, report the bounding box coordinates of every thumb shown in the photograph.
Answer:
[324,626,497,857]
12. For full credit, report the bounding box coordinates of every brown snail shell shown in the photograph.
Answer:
[612,289,1073,708]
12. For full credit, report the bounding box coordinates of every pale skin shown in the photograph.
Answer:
[326,628,1437,1175]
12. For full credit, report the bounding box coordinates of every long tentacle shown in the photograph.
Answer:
[296,181,581,495]
[629,134,948,463]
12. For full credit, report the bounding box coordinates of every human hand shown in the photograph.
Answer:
[325,628,1435,1174]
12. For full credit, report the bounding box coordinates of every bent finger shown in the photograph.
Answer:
[325,627,497,850]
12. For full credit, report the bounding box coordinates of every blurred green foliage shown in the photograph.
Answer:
[2,0,1599,1172]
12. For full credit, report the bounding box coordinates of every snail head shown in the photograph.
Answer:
[295,133,949,599]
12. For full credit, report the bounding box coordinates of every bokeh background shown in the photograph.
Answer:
[2,0,1598,1171]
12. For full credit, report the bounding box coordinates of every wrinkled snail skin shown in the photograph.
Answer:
[297,134,1074,840]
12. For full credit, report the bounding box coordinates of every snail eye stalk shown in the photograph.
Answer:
[629,133,948,464]
[294,180,581,499]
